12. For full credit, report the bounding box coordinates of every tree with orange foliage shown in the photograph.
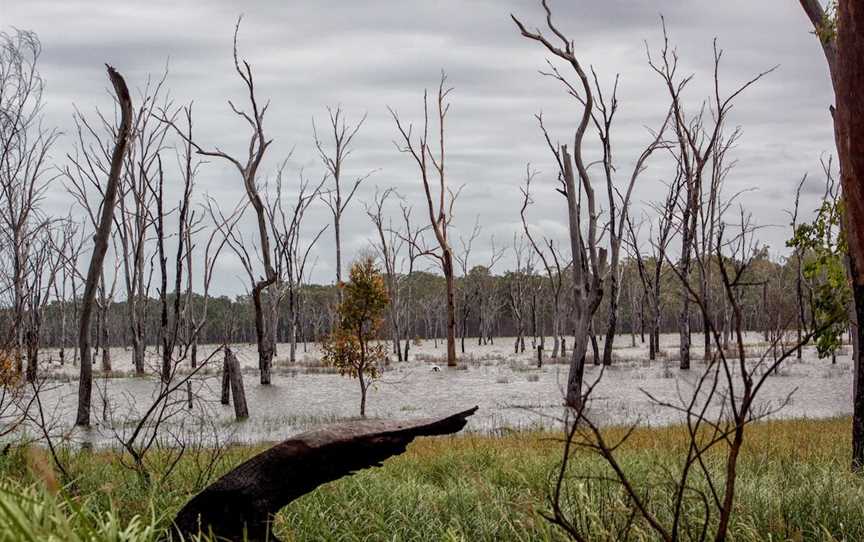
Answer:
[322,257,389,417]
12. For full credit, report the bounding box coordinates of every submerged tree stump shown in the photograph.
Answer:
[172,406,478,541]
[225,347,248,420]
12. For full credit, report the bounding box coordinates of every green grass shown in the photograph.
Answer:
[0,417,862,540]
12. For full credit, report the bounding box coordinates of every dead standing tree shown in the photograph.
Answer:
[172,104,210,370]
[788,174,810,360]
[521,164,570,360]
[545,215,831,542]
[116,73,172,375]
[625,168,682,360]
[595,98,671,366]
[366,187,406,361]
[314,106,373,303]
[0,30,59,377]
[50,218,85,366]
[392,203,426,360]
[75,65,132,427]
[506,233,536,355]
[64,97,127,375]
[513,4,608,408]
[266,163,327,363]
[453,219,479,354]
[21,222,68,382]
[455,221,503,354]
[168,19,276,385]
[389,73,460,367]
[646,21,774,369]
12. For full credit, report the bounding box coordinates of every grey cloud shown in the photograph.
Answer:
[1,0,837,295]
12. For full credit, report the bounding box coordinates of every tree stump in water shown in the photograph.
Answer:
[225,348,248,420]
[172,406,478,541]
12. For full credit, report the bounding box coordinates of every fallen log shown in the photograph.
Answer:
[172,406,478,541]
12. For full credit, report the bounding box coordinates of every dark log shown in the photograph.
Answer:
[172,406,478,541]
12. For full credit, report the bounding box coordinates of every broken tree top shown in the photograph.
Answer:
[172,406,479,541]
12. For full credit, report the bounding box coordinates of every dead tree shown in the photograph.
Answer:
[646,21,774,369]
[788,174,810,359]
[21,223,68,382]
[693,128,740,362]
[172,407,477,541]
[64,99,125,375]
[314,106,372,302]
[513,4,609,408]
[389,72,460,367]
[108,116,227,482]
[798,0,864,470]
[366,187,406,361]
[75,66,132,427]
[546,213,830,541]
[521,164,570,359]
[454,219,480,354]
[393,203,425,360]
[166,19,276,384]
[149,132,198,384]
[0,30,59,377]
[372,206,426,358]
[51,219,85,366]
[457,229,503,352]
[506,234,535,355]
[267,163,327,363]
[170,104,210,370]
[595,101,671,366]
[476,258,504,346]
[116,73,171,375]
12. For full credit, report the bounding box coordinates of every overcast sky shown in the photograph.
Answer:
[2,0,836,297]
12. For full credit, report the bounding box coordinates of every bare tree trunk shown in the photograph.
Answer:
[701,265,712,361]
[75,66,131,427]
[551,330,560,359]
[444,249,457,367]
[390,75,458,368]
[679,203,694,371]
[131,334,144,375]
[288,289,298,363]
[100,306,111,373]
[178,22,277,386]
[25,334,37,383]
[589,322,600,366]
[221,353,231,405]
[602,272,618,366]
[225,348,248,420]
[630,286,638,348]
[253,287,274,385]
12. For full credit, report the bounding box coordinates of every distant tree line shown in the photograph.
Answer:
[15,249,814,362]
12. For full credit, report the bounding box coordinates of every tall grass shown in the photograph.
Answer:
[0,417,861,540]
[0,481,165,541]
